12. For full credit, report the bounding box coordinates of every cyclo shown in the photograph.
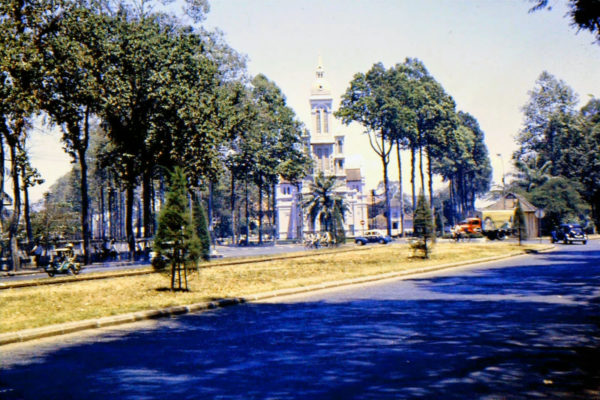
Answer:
[45,244,82,277]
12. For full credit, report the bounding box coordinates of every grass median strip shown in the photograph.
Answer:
[1,242,547,333]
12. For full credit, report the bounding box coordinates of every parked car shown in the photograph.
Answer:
[551,224,588,245]
[355,230,392,245]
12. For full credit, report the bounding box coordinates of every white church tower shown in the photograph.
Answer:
[275,57,369,239]
[309,57,346,180]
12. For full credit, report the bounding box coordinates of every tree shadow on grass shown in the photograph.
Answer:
[154,287,191,293]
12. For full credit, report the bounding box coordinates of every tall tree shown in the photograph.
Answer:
[514,71,578,167]
[578,98,600,229]
[0,0,47,269]
[249,74,310,243]
[36,4,105,264]
[337,63,394,235]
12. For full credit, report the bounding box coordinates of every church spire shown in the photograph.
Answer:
[311,56,331,97]
[316,55,324,79]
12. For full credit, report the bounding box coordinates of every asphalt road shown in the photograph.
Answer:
[1,241,599,399]
[0,243,308,282]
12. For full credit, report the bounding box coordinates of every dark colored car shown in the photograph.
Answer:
[551,224,588,245]
[355,230,392,245]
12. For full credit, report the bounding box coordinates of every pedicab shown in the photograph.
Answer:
[44,244,82,277]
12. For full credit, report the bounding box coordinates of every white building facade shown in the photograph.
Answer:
[276,58,369,239]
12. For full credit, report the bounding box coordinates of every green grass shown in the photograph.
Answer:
[0,242,547,333]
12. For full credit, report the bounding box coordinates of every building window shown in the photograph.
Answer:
[323,109,329,133]
[337,139,343,154]
[316,109,321,134]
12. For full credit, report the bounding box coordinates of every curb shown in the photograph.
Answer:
[0,245,555,346]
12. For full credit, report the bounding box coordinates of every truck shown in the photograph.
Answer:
[453,210,514,240]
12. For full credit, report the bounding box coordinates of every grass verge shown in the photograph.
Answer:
[1,242,547,333]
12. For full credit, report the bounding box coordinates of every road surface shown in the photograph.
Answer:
[1,241,598,399]
[0,243,308,282]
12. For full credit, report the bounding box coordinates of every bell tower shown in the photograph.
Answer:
[309,57,345,178]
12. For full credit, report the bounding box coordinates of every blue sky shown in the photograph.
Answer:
[27,0,600,201]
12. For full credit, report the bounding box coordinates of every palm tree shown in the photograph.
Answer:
[302,172,348,240]
[511,159,552,192]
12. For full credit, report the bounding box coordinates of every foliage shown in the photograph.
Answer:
[528,176,589,230]
[529,0,600,43]
[30,197,81,243]
[337,59,491,231]
[303,172,347,243]
[336,63,396,235]
[513,72,600,231]
[514,71,578,166]
[513,200,526,245]
[244,74,310,242]
[412,192,434,258]
[154,167,200,290]
[192,195,211,261]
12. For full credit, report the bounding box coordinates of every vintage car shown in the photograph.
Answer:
[551,224,588,245]
[354,230,392,245]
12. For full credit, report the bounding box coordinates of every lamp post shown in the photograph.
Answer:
[497,153,506,209]
[370,189,376,230]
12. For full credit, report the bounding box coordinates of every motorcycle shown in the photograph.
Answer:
[44,246,82,277]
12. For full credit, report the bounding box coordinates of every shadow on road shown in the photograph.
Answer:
[1,247,599,400]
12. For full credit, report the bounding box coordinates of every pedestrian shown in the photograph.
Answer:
[110,239,118,261]
[31,241,43,267]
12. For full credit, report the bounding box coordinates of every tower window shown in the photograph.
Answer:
[316,110,321,134]
[323,109,329,133]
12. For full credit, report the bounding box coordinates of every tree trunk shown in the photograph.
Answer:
[142,170,153,238]
[119,189,125,239]
[258,182,263,244]
[100,183,105,240]
[75,115,91,264]
[21,170,32,245]
[108,187,114,239]
[396,140,404,236]
[410,145,416,214]
[419,145,425,196]
[448,180,455,226]
[272,181,277,242]
[245,178,249,243]
[208,181,215,249]
[126,184,135,260]
[8,142,21,271]
[137,198,142,238]
[230,172,236,245]
[427,148,434,209]
[380,135,392,236]
[0,125,5,234]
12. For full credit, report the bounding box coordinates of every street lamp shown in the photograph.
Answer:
[497,153,506,209]
[370,189,376,230]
